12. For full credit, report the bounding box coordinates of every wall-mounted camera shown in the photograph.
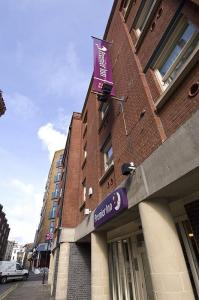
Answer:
[121,162,136,176]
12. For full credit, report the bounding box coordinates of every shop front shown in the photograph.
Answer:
[93,186,199,299]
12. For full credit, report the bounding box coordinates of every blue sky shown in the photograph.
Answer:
[0,0,113,244]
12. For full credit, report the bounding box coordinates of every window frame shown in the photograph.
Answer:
[134,0,157,37]
[103,139,114,171]
[122,0,131,18]
[82,179,87,202]
[154,16,199,90]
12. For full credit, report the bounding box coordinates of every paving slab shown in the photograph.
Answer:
[5,281,52,300]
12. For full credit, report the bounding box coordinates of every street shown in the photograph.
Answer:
[0,272,51,300]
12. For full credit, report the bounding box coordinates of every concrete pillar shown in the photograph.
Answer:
[91,232,110,300]
[139,199,195,300]
[48,253,54,285]
[51,248,59,296]
[55,242,70,300]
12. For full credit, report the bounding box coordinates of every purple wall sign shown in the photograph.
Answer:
[92,37,115,96]
[94,188,128,228]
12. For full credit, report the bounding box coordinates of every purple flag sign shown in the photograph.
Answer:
[92,37,115,96]
[94,188,128,228]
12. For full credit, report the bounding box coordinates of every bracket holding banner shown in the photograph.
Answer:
[91,90,127,103]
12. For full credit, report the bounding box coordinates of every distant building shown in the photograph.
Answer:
[0,204,10,260]
[11,243,23,262]
[4,240,15,261]
[33,149,64,268]
[22,243,34,269]
[0,90,6,117]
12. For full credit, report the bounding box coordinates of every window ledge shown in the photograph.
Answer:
[99,163,114,185]
[155,47,199,112]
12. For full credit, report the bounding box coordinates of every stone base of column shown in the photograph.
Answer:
[139,199,195,300]
[55,243,70,300]
[91,232,110,300]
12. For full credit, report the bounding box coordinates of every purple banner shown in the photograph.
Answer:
[94,188,128,228]
[93,37,115,95]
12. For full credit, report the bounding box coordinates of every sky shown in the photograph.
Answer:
[0,0,113,244]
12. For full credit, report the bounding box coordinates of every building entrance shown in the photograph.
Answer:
[108,233,154,300]
[176,219,199,299]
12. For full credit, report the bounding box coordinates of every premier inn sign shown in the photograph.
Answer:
[92,37,115,95]
[94,188,128,228]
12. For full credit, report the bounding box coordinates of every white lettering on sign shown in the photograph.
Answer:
[100,68,107,78]
[96,43,108,80]
[94,203,113,223]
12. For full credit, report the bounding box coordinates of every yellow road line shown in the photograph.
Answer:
[0,284,18,300]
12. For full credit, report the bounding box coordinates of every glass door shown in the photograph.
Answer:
[176,219,199,299]
[109,235,154,300]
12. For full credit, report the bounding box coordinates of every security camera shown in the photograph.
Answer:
[84,208,91,215]
[121,162,136,176]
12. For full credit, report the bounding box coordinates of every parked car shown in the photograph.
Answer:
[0,261,29,283]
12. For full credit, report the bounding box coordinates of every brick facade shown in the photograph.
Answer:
[0,204,10,260]
[74,0,199,224]
[49,1,199,299]
[67,243,91,300]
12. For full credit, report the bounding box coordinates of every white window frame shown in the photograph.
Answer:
[82,179,87,202]
[83,143,87,159]
[122,0,131,17]
[154,16,199,90]
[103,139,114,171]
[134,0,155,37]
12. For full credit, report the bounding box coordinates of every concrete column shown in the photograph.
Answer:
[48,253,54,285]
[139,199,195,300]
[55,242,70,300]
[91,232,110,300]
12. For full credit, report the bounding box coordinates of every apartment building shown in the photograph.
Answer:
[0,205,10,260]
[33,149,64,268]
[0,90,6,117]
[4,240,15,261]
[49,0,199,299]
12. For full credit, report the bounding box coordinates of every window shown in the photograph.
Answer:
[49,221,55,233]
[122,0,131,17]
[16,263,22,270]
[51,204,57,219]
[100,102,109,120]
[103,139,114,171]
[154,17,199,89]
[84,143,87,159]
[134,0,154,36]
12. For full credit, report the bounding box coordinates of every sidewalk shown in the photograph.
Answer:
[4,281,52,300]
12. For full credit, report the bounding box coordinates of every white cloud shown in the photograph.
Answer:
[6,92,38,119]
[0,179,43,244]
[10,179,34,194]
[38,123,66,161]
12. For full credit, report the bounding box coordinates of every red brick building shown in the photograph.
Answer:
[49,1,199,299]
[0,204,10,260]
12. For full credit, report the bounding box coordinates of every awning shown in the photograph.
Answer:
[36,243,49,252]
